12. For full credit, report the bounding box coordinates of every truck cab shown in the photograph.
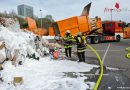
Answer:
[102,21,124,35]
[102,21,124,42]
[86,21,124,44]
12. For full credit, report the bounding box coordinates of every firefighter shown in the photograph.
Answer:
[64,30,74,58]
[75,32,86,62]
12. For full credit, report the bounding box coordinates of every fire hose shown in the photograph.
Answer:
[86,44,104,90]
[125,47,130,59]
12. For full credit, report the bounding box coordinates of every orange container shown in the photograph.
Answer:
[26,17,47,36]
[37,28,47,36]
[69,28,79,37]
[57,16,78,31]
[78,16,90,33]
[49,27,55,36]
[124,27,130,39]
[26,17,37,31]
[57,16,79,37]
[123,31,127,39]
[49,16,102,37]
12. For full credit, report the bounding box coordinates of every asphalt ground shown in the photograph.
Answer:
[83,39,130,78]
[70,39,130,90]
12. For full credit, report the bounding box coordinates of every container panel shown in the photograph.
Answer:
[78,16,90,33]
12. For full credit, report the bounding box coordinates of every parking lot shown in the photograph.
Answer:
[83,39,130,89]
[85,39,130,78]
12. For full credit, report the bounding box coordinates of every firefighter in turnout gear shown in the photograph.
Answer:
[75,32,86,62]
[63,30,74,57]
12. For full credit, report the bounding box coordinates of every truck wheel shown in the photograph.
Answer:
[93,37,99,44]
[116,35,120,42]
[87,37,92,44]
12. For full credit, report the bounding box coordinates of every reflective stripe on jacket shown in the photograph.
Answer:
[64,45,72,48]
[64,34,74,48]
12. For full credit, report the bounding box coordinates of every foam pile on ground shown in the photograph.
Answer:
[0,57,96,90]
[0,18,96,90]
[0,26,40,63]
[0,17,35,54]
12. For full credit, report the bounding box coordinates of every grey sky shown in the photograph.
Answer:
[0,0,130,22]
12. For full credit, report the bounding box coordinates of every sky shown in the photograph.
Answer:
[0,0,130,22]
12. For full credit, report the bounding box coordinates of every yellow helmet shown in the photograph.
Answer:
[66,30,70,33]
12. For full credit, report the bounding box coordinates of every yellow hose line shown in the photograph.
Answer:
[86,44,104,90]
[126,53,130,59]
[125,47,130,59]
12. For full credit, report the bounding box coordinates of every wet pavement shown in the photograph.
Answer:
[87,67,130,90]
[63,66,130,90]
[71,39,130,90]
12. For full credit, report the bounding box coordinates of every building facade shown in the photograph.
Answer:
[17,4,33,18]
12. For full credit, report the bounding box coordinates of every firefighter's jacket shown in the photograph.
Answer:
[64,34,74,48]
[75,35,86,52]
